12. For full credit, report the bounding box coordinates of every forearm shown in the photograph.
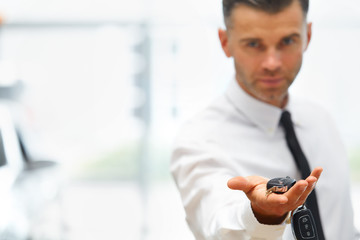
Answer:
[173,171,287,239]
[171,141,288,239]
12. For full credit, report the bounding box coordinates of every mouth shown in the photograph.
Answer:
[258,77,284,87]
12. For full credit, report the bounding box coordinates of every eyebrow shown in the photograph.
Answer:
[239,33,301,43]
[283,33,301,39]
[239,37,261,43]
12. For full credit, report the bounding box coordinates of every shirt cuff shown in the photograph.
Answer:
[239,200,286,239]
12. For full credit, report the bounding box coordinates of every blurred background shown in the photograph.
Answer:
[0,0,359,239]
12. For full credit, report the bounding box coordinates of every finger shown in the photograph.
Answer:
[297,175,318,204]
[227,176,267,193]
[284,168,322,202]
[310,167,323,180]
[294,167,322,205]
[227,176,253,193]
[283,180,308,204]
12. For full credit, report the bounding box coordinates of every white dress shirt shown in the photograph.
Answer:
[171,78,359,239]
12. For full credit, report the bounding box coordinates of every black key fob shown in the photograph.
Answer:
[291,205,319,240]
[266,176,296,194]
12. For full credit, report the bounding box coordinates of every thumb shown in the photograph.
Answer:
[227,176,253,193]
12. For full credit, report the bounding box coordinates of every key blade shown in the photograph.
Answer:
[265,186,276,197]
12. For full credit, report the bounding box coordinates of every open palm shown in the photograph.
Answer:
[227,167,323,224]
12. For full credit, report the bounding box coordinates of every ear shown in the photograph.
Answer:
[218,28,232,58]
[303,22,312,51]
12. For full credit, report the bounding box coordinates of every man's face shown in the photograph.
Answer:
[219,1,312,108]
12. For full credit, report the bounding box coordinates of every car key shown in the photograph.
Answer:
[266,176,296,197]
[291,205,319,240]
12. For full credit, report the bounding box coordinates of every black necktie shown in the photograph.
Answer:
[280,111,325,240]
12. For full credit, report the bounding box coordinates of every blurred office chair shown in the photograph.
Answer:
[0,80,64,240]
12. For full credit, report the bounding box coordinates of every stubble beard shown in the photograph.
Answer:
[236,73,290,108]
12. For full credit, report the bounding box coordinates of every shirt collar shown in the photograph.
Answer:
[225,78,285,136]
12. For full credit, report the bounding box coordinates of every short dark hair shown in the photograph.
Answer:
[223,0,309,27]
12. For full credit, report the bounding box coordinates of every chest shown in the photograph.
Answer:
[211,122,345,182]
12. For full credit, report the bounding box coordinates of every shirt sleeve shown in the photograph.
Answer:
[170,137,287,240]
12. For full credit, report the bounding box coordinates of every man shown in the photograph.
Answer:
[171,0,359,239]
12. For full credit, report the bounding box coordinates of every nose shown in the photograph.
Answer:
[262,49,282,73]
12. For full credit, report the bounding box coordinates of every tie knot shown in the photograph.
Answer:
[280,110,293,128]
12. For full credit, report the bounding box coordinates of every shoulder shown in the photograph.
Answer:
[174,94,236,145]
[171,95,238,177]
[289,96,335,123]
[288,96,341,138]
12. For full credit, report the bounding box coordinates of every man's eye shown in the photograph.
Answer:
[282,37,294,45]
[248,41,260,48]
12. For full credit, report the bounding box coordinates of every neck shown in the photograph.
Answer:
[236,78,289,109]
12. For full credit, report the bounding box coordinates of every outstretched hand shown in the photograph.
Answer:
[227,167,323,225]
